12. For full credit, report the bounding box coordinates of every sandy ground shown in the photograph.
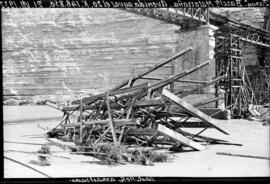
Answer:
[3,107,270,178]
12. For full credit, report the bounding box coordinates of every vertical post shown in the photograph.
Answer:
[170,59,175,92]
[118,77,134,144]
[206,8,209,24]
[80,99,83,144]
[229,33,233,112]
[106,91,118,146]
[214,31,219,108]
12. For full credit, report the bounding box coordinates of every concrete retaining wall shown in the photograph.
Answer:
[2,8,215,99]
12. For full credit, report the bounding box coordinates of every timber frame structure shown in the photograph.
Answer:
[125,8,270,117]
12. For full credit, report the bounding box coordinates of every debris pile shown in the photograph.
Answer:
[45,47,250,164]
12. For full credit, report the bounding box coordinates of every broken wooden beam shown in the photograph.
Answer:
[106,91,119,145]
[126,128,159,136]
[175,79,208,84]
[178,129,229,142]
[79,99,83,143]
[162,89,229,135]
[150,60,211,92]
[60,119,137,128]
[175,121,212,128]
[157,124,205,151]
[64,98,140,112]
[140,77,207,84]
[72,83,149,105]
[178,75,227,97]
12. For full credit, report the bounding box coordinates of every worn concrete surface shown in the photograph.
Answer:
[4,117,270,178]
[3,105,63,123]
[2,8,214,97]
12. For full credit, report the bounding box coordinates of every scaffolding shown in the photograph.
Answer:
[214,27,257,118]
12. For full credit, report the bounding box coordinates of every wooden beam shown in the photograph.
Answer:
[79,99,83,143]
[175,79,208,84]
[60,119,137,128]
[176,121,212,128]
[140,77,208,84]
[118,77,135,144]
[106,91,117,146]
[72,83,148,105]
[140,77,162,81]
[157,124,205,151]
[126,128,158,136]
[150,60,211,92]
[162,89,229,135]
[178,74,227,97]
[178,129,229,142]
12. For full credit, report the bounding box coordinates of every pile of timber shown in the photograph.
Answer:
[46,47,230,153]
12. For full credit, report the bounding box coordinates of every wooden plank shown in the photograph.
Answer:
[64,90,147,112]
[175,79,208,84]
[157,124,205,151]
[126,128,158,136]
[106,91,117,145]
[72,82,148,105]
[178,129,229,142]
[177,75,227,97]
[150,60,211,92]
[109,82,148,96]
[60,119,137,128]
[63,102,123,112]
[79,99,83,143]
[162,89,229,135]
[177,121,212,128]
[141,77,208,84]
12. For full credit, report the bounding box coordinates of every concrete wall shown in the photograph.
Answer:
[173,24,217,93]
[2,8,215,100]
